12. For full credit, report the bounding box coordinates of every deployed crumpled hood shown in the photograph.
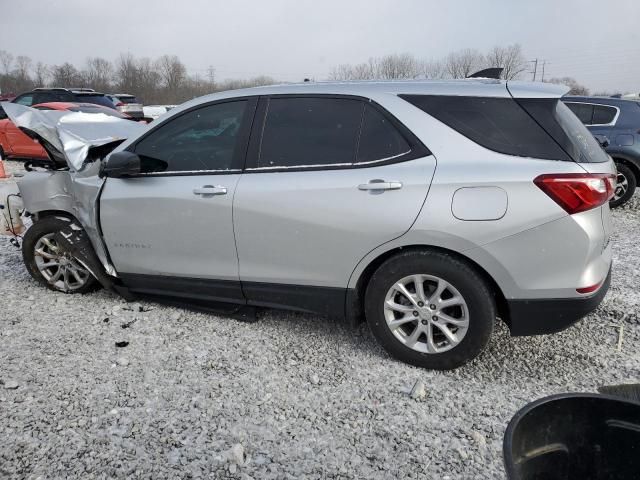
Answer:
[2,102,146,171]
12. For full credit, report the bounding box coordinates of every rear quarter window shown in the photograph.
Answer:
[592,105,617,125]
[400,94,572,161]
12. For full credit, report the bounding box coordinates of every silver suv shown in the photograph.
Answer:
[6,79,615,370]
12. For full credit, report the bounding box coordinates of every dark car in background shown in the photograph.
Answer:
[562,96,640,207]
[11,88,116,110]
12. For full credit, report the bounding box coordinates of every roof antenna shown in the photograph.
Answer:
[467,67,503,79]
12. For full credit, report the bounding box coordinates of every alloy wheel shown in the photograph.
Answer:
[384,274,469,353]
[33,233,92,292]
[614,171,629,201]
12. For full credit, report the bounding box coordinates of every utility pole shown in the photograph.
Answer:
[540,61,546,82]
[530,59,538,81]
[207,65,216,87]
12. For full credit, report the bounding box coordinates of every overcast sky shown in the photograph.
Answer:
[2,0,639,93]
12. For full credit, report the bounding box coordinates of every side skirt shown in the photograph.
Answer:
[117,273,353,321]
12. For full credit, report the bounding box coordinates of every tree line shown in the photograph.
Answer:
[0,45,594,105]
[329,44,591,95]
[0,51,276,104]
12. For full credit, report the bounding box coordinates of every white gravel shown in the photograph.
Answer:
[1,160,639,479]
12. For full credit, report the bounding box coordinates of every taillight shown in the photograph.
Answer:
[534,173,616,214]
[116,102,125,107]
[576,281,602,294]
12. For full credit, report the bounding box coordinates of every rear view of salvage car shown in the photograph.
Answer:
[2,78,616,370]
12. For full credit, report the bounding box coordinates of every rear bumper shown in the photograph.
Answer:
[506,266,612,336]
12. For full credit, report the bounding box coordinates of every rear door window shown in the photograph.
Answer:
[356,104,410,164]
[564,102,594,125]
[592,105,617,125]
[258,97,363,168]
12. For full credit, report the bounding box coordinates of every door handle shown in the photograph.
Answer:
[358,180,403,191]
[193,185,227,196]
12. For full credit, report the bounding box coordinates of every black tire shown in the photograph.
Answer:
[365,249,495,370]
[610,162,636,208]
[22,216,100,294]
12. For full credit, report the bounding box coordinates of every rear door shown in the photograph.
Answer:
[100,98,256,302]
[233,95,435,310]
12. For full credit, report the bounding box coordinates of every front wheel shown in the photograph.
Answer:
[365,250,495,370]
[610,163,636,208]
[22,216,100,294]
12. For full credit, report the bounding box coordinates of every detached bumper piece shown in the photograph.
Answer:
[506,267,612,336]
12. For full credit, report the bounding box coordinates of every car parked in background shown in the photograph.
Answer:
[142,104,177,121]
[11,88,115,110]
[7,79,615,370]
[562,96,640,207]
[106,94,144,119]
[0,102,140,161]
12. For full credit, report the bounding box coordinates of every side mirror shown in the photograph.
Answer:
[101,151,141,178]
[594,135,610,149]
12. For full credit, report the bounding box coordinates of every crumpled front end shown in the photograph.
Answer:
[2,102,146,171]
[2,103,145,277]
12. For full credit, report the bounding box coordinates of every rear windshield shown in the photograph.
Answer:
[117,96,139,104]
[517,98,609,163]
[69,106,126,118]
[76,94,114,108]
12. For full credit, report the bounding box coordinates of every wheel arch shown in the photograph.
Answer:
[611,154,640,180]
[346,244,510,328]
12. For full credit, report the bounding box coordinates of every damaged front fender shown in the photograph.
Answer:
[3,103,147,281]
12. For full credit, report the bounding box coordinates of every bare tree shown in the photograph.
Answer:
[548,77,590,96]
[155,54,186,102]
[14,56,32,80]
[422,60,447,79]
[0,50,13,75]
[114,53,138,93]
[34,62,49,87]
[136,57,162,102]
[485,44,527,80]
[445,48,485,78]
[375,53,421,79]
[328,63,356,81]
[84,57,113,92]
[50,63,82,87]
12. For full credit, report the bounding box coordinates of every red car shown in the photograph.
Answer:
[0,102,140,160]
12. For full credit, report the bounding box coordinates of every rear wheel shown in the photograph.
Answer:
[365,250,495,370]
[22,217,100,294]
[610,162,636,208]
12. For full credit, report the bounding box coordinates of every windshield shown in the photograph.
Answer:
[516,98,609,163]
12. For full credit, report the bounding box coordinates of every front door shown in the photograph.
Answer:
[100,98,256,302]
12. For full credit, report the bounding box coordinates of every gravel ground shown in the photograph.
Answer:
[1,160,639,479]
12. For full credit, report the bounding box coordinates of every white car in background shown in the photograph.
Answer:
[106,94,144,119]
[142,104,177,121]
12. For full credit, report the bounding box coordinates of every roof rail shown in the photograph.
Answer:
[33,87,71,91]
[69,88,96,92]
